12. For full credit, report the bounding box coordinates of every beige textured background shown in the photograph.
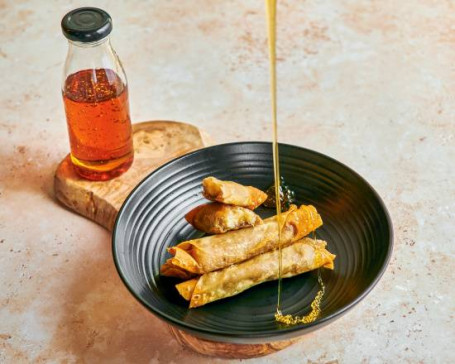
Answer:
[1,0,454,363]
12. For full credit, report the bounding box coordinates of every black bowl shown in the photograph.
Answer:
[112,142,393,343]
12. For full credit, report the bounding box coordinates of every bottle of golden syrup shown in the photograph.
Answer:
[61,8,133,181]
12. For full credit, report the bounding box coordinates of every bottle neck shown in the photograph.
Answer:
[63,35,127,87]
[66,36,114,65]
[68,36,110,49]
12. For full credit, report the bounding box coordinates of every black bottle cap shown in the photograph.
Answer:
[61,7,112,42]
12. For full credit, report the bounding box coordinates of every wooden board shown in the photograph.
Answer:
[54,120,297,358]
[54,121,213,230]
[169,326,297,359]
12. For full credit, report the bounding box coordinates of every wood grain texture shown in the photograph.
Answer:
[54,120,296,358]
[168,326,297,359]
[54,121,213,230]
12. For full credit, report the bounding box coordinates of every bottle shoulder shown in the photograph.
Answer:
[62,38,127,89]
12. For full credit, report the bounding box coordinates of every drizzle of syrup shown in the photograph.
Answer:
[264,176,296,211]
[275,271,325,325]
[264,0,325,326]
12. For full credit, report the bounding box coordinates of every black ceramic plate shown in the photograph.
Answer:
[112,142,393,343]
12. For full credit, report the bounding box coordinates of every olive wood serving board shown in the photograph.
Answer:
[54,120,297,358]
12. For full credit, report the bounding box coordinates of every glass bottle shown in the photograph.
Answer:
[61,7,133,181]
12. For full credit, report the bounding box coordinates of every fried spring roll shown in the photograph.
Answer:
[202,177,267,210]
[176,238,336,308]
[160,260,196,280]
[164,204,322,275]
[175,278,198,301]
[185,203,263,234]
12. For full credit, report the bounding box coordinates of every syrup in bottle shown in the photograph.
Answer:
[61,7,133,180]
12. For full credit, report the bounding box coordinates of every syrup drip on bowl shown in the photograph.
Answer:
[275,271,326,325]
[264,0,326,326]
[264,176,296,211]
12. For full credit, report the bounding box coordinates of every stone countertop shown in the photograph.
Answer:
[1,0,454,363]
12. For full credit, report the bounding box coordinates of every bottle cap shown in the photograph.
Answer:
[61,7,112,42]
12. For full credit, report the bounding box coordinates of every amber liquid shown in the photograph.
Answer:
[63,68,134,181]
[265,0,325,325]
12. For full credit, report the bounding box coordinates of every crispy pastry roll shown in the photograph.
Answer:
[185,203,263,234]
[160,260,196,280]
[176,238,336,308]
[202,177,268,210]
[162,204,322,275]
